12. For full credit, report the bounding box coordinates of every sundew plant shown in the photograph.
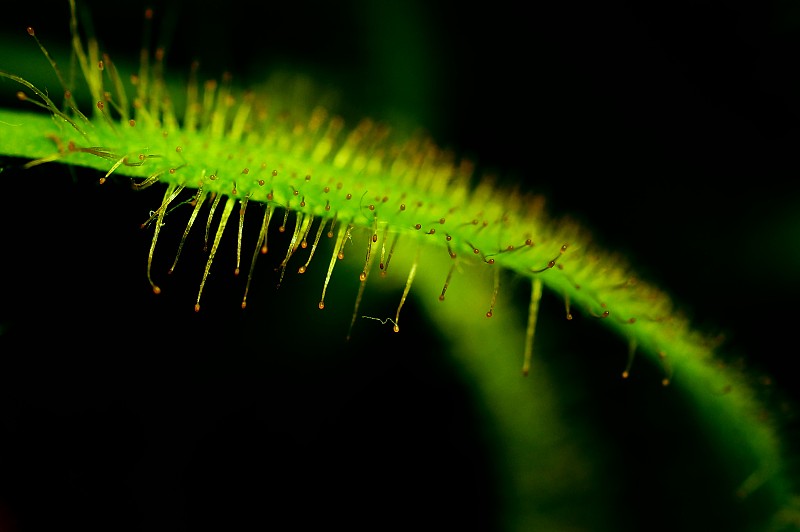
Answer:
[1,1,799,531]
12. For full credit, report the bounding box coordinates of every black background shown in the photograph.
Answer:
[1,1,800,531]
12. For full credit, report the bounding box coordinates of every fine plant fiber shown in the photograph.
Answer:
[1,1,799,531]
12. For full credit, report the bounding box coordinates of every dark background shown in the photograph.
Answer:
[1,0,800,530]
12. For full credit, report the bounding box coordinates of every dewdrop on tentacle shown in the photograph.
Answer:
[485,268,500,318]
[347,225,380,341]
[391,252,419,333]
[241,203,274,309]
[622,339,637,379]
[318,223,352,310]
[195,196,237,312]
